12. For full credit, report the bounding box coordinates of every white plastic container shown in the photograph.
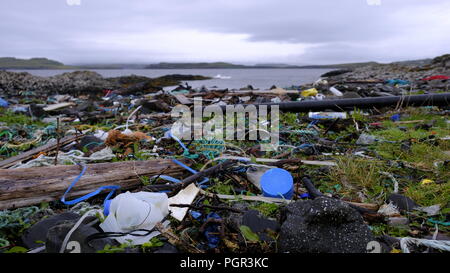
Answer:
[308,112,347,119]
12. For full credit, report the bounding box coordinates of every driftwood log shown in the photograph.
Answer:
[0,159,190,210]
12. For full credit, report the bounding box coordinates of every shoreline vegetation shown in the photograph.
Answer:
[0,57,433,70]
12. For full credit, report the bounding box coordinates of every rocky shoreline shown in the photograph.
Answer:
[1,54,448,101]
[0,71,211,97]
[307,54,450,98]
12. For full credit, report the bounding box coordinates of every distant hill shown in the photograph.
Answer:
[145,61,382,69]
[75,63,148,69]
[297,62,379,69]
[146,62,250,69]
[0,57,73,69]
[391,58,433,67]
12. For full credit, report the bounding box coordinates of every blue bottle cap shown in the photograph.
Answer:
[260,168,294,199]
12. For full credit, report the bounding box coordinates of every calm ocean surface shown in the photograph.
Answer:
[8,68,334,90]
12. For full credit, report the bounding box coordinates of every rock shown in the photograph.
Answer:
[321,69,353,78]
[278,197,374,253]
[22,212,80,249]
[387,194,419,212]
[0,70,114,96]
[240,85,254,91]
[138,99,171,113]
[0,71,210,97]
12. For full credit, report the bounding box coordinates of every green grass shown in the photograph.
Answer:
[0,109,46,127]
[249,203,280,218]
[405,182,450,207]
[326,157,386,202]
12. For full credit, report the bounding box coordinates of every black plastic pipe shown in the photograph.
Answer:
[210,93,450,112]
[257,93,450,112]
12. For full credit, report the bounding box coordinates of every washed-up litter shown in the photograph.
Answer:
[301,88,318,97]
[309,112,347,119]
[0,55,449,253]
[260,168,294,199]
[43,102,75,112]
[100,192,169,245]
[168,183,200,221]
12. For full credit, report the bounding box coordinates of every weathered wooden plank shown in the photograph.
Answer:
[0,158,190,210]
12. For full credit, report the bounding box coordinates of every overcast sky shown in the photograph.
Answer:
[0,0,449,65]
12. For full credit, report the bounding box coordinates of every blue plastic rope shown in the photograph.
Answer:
[172,159,209,186]
[169,131,189,151]
[153,158,210,189]
[61,163,120,207]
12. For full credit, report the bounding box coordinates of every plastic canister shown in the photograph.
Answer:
[260,168,294,199]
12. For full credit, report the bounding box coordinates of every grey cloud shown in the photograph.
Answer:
[0,0,449,64]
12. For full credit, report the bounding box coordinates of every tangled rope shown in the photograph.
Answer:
[12,147,115,169]
[400,237,450,253]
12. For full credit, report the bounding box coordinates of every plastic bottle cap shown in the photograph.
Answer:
[260,168,294,199]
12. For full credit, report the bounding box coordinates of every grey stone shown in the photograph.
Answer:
[278,197,375,253]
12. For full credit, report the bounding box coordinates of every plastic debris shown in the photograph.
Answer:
[309,112,347,119]
[0,98,8,108]
[260,168,294,199]
[168,183,200,221]
[301,88,319,97]
[329,86,344,96]
[100,192,169,245]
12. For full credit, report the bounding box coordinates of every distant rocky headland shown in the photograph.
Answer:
[0,57,72,69]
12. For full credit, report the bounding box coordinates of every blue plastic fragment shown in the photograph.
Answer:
[204,212,221,248]
[190,211,202,219]
[0,98,8,108]
[385,79,410,85]
[299,193,310,199]
[391,114,401,122]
